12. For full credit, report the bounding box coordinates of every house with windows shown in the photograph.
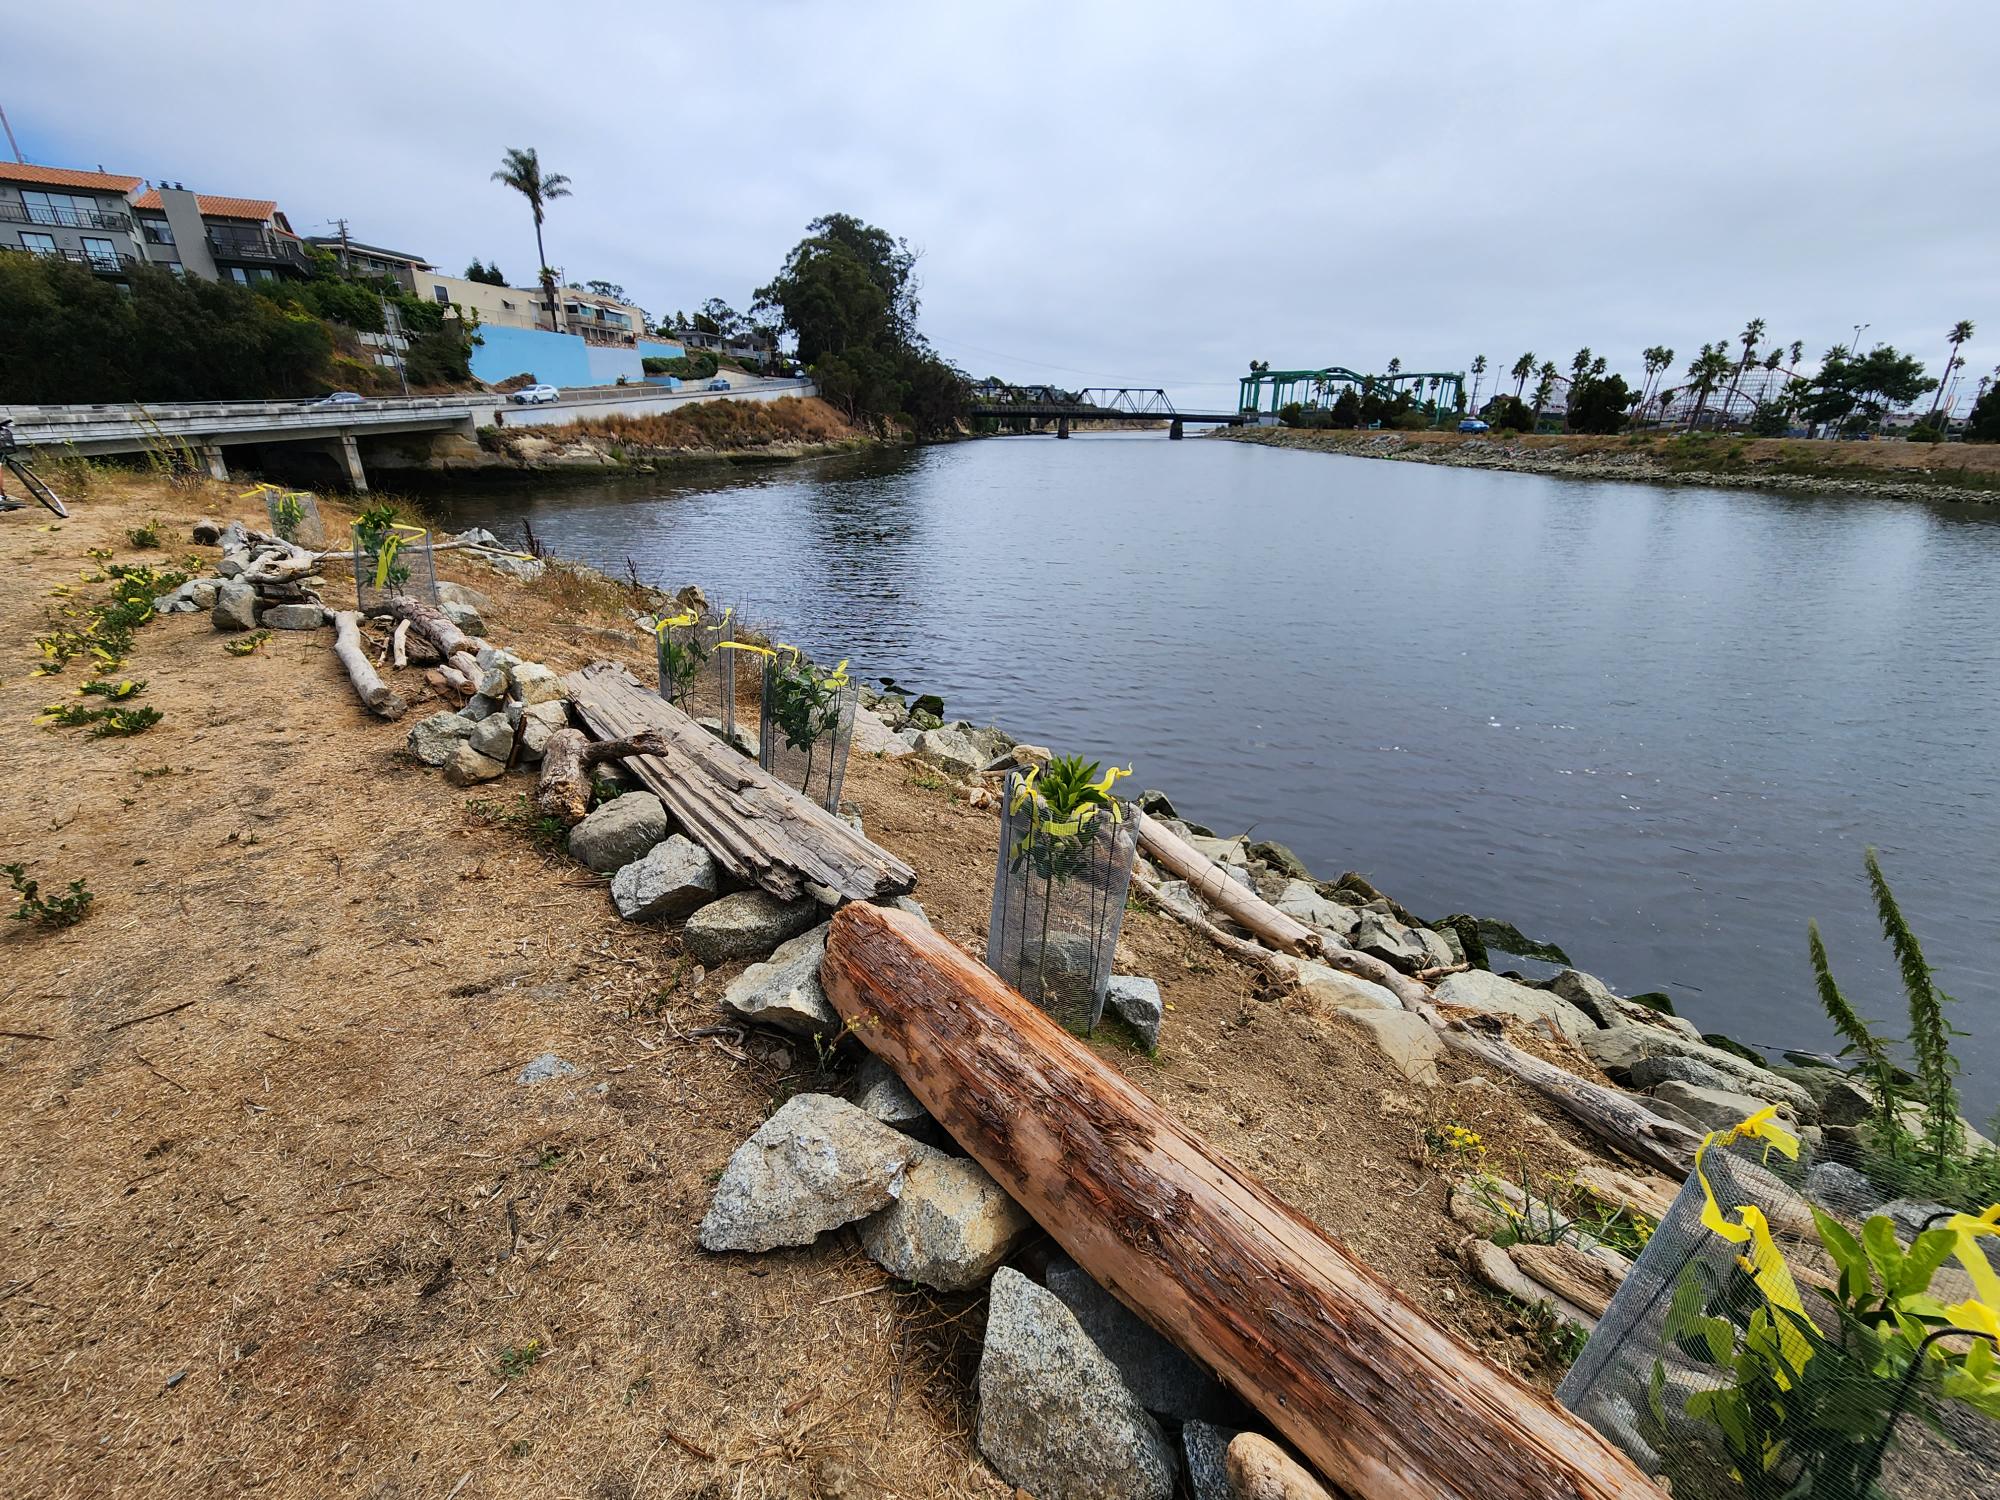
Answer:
[0,160,308,285]
[0,161,147,274]
[301,235,433,291]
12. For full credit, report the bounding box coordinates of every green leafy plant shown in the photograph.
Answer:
[1653,1200,2000,1499]
[271,492,306,543]
[655,610,716,711]
[1006,755,1130,883]
[763,648,849,787]
[224,631,270,657]
[353,504,412,591]
[126,518,162,549]
[495,1339,543,1379]
[5,863,94,928]
[1810,850,1992,1202]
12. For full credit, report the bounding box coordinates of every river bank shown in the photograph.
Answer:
[1214,424,2000,502]
[7,471,1993,1496]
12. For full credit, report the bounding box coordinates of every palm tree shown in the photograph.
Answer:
[1722,317,1766,423]
[1469,354,1488,412]
[1530,361,1557,425]
[1510,352,1536,400]
[1637,346,1674,425]
[1563,348,1594,431]
[1684,342,1733,431]
[492,147,572,333]
[1925,319,1975,426]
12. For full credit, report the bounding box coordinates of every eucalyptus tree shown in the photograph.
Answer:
[492,147,572,333]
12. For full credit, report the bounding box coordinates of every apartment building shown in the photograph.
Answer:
[302,235,433,291]
[0,160,307,283]
[410,268,647,346]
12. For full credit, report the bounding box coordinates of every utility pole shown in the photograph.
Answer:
[0,99,23,163]
[381,297,411,398]
[335,217,352,273]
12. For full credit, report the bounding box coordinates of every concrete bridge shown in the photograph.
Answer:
[1,376,817,491]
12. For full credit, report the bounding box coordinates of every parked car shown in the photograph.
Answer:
[510,383,560,406]
[707,377,732,392]
[313,391,365,407]
[1457,418,1490,433]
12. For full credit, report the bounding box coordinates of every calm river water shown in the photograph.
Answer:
[434,434,1999,1117]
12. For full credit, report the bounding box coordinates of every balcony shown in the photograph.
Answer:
[0,243,138,274]
[206,228,310,273]
[0,200,132,233]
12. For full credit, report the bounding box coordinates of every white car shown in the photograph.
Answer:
[510,383,560,406]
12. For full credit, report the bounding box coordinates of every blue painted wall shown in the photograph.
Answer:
[472,329,689,390]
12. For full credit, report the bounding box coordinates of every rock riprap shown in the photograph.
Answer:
[699,1094,920,1253]
[976,1267,1176,1500]
[610,835,719,922]
[718,923,838,1036]
[567,791,670,873]
[683,889,822,966]
[857,1142,1032,1291]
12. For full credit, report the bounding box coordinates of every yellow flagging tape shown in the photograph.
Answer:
[1694,1109,1816,1377]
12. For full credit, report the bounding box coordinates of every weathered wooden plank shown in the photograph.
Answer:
[565,661,915,904]
[820,904,1662,1500]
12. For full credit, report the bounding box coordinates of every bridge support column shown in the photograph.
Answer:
[199,443,229,481]
[333,432,369,493]
[1169,418,1184,441]
[1056,418,1070,440]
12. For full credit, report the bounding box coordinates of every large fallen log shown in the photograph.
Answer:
[378,592,484,662]
[1134,811,1319,955]
[565,661,914,904]
[819,904,1660,1500]
[329,610,407,720]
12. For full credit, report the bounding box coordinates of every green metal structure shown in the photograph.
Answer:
[1238,366,1466,418]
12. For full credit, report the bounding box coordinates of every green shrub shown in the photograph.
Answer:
[642,351,718,380]
[5,863,94,928]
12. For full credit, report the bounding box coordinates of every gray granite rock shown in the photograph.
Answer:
[518,1052,579,1084]
[610,834,719,922]
[699,1093,920,1253]
[443,743,506,785]
[857,1141,1032,1291]
[1629,1053,1747,1095]
[211,580,258,631]
[1580,1027,1814,1115]
[682,889,822,966]
[1435,969,1592,1044]
[567,791,670,873]
[1181,1420,1243,1500]
[719,923,838,1037]
[262,602,326,630]
[1339,1006,1444,1085]
[914,726,983,776]
[468,712,516,760]
[1651,1079,1795,1133]
[853,1054,931,1131]
[1105,975,1163,1049]
[1807,1160,1881,1219]
[977,1267,1176,1500]
[406,711,477,766]
[1044,1256,1236,1423]
[1878,1198,1959,1240]
[509,660,564,706]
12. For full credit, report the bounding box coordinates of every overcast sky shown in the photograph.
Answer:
[11,2,1998,407]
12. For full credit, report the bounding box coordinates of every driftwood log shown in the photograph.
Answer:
[819,905,1660,1500]
[1511,1242,1630,1320]
[1135,811,1319,955]
[535,728,669,826]
[1130,867,1302,988]
[565,662,915,904]
[377,592,484,662]
[330,610,407,720]
[1225,1434,1339,1500]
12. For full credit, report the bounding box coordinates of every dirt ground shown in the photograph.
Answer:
[2,473,1616,1499]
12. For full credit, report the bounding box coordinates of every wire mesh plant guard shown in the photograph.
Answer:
[985,760,1138,1035]
[758,648,856,811]
[254,483,326,549]
[656,606,738,735]
[351,517,437,613]
[1557,1109,2000,1499]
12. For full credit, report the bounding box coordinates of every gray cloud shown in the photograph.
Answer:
[11,1,1996,405]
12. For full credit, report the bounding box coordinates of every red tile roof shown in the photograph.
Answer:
[129,189,280,222]
[0,161,144,193]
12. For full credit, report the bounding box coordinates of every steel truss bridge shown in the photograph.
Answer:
[967,384,1250,438]
[1238,366,1466,417]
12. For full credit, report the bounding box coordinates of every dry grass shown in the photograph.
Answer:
[566,397,858,453]
[1,473,1625,1498]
